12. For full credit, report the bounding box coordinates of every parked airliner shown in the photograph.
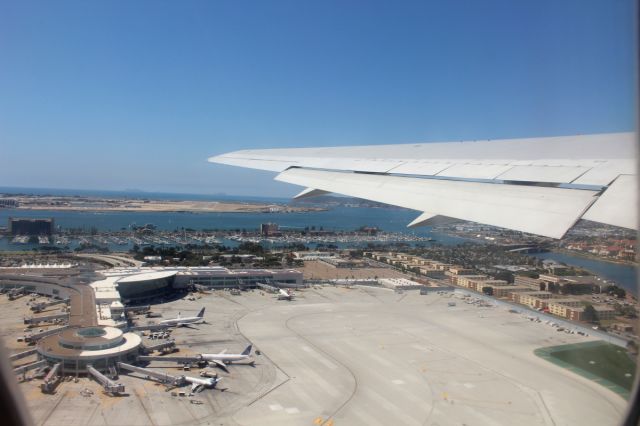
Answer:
[200,345,253,371]
[159,308,206,327]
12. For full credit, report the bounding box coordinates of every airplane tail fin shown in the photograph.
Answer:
[242,345,252,356]
[197,307,205,318]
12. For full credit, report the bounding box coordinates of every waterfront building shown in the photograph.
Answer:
[321,258,367,268]
[293,251,336,260]
[379,278,423,290]
[418,267,446,279]
[260,222,280,236]
[0,198,18,208]
[514,275,543,290]
[8,217,54,235]
[539,274,598,294]
[547,299,584,318]
[490,285,531,298]
[454,275,488,288]
[513,291,554,308]
[468,279,509,292]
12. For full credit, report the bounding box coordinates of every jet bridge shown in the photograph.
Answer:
[87,365,125,395]
[25,325,70,343]
[8,286,25,300]
[126,324,170,332]
[137,355,204,366]
[9,348,38,362]
[117,362,185,387]
[141,339,177,354]
[40,363,61,393]
[31,298,70,313]
[255,283,279,293]
[14,359,48,381]
[124,305,150,313]
[24,312,69,325]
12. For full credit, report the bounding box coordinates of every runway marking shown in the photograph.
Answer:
[368,353,395,368]
[392,379,405,385]
[269,404,283,411]
[464,383,476,389]
[411,344,430,352]
[301,345,338,370]
[285,407,300,414]
[361,387,422,426]
[351,408,387,426]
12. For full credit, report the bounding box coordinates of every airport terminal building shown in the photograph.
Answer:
[92,266,303,305]
[37,326,141,374]
[18,266,303,374]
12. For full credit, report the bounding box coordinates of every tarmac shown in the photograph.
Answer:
[4,286,629,425]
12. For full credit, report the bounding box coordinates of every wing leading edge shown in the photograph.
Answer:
[208,133,637,238]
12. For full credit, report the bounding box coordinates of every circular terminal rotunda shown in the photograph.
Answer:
[37,326,142,374]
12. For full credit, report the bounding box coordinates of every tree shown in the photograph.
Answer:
[482,286,493,296]
[493,271,514,283]
[614,303,638,318]
[238,242,264,254]
[605,285,626,299]
[583,304,599,323]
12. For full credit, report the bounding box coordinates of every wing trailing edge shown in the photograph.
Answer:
[275,168,598,239]
[208,133,637,238]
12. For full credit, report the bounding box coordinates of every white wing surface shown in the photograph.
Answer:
[209,359,228,372]
[208,133,637,238]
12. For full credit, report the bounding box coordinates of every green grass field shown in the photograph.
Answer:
[535,341,636,398]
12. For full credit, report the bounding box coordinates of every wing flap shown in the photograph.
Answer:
[208,132,636,237]
[276,168,598,238]
[436,163,514,180]
[582,175,637,229]
[209,359,229,372]
[293,188,331,200]
[408,212,461,227]
[496,165,590,184]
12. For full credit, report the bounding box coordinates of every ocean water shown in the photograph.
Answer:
[528,251,638,296]
[0,206,470,244]
[0,186,636,293]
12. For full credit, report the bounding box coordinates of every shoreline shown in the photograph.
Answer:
[432,230,637,268]
[13,206,327,214]
[551,248,637,268]
[2,194,326,214]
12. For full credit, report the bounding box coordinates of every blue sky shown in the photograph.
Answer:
[0,0,636,197]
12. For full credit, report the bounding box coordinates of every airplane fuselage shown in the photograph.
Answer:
[159,317,204,327]
[201,353,250,363]
[183,375,219,392]
[159,307,206,327]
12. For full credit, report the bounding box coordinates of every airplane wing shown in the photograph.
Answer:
[209,359,229,372]
[191,383,204,393]
[209,133,637,239]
